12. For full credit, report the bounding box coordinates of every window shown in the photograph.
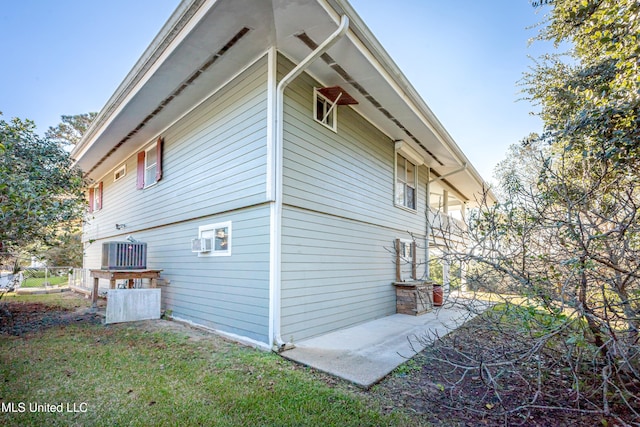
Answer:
[396,238,416,281]
[313,88,337,131]
[145,145,157,186]
[137,136,163,189]
[114,165,126,182]
[197,221,232,257]
[89,181,103,213]
[396,153,417,210]
[399,240,414,260]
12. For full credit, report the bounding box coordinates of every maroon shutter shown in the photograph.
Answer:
[137,151,145,189]
[155,136,163,182]
[97,181,103,210]
[88,187,94,213]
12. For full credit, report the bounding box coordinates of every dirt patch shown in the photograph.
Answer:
[0,299,102,336]
[128,318,228,343]
[373,315,635,426]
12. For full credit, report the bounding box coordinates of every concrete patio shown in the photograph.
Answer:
[281,295,486,388]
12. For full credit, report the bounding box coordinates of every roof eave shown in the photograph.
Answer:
[325,0,494,202]
[71,0,206,165]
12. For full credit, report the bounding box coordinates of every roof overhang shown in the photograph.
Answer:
[72,0,495,205]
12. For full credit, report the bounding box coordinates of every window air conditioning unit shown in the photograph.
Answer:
[191,238,212,253]
[101,241,147,270]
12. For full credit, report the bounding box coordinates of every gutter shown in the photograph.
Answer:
[429,163,467,184]
[270,14,350,351]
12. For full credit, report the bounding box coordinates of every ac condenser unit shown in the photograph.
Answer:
[102,242,147,270]
[191,238,212,253]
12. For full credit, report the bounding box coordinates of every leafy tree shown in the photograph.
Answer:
[45,112,97,146]
[423,1,639,423]
[0,113,86,259]
[42,231,83,267]
[525,0,639,168]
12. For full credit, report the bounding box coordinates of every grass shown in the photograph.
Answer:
[0,293,90,310]
[20,276,68,288]
[0,294,418,427]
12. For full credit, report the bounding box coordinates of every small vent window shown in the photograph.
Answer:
[114,165,126,182]
[313,88,337,132]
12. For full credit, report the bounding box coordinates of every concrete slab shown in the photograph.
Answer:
[281,298,485,388]
[15,286,70,295]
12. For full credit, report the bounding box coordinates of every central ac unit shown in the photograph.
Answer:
[102,241,147,270]
[191,238,212,253]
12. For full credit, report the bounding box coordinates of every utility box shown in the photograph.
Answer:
[101,242,147,270]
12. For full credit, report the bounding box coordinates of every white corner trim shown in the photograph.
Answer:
[266,47,277,201]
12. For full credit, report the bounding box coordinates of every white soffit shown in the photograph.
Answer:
[395,140,424,166]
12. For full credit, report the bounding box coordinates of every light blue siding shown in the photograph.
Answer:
[84,56,269,242]
[280,55,428,340]
[83,55,271,344]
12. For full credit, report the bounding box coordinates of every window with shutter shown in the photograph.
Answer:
[88,187,94,213]
[96,181,103,210]
[89,182,103,212]
[136,136,163,189]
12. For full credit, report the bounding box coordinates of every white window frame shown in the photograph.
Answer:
[113,164,126,182]
[144,145,158,188]
[92,183,102,212]
[313,88,337,132]
[398,238,415,281]
[399,239,414,261]
[197,221,232,257]
[395,152,418,211]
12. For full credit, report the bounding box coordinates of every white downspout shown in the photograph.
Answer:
[270,15,350,351]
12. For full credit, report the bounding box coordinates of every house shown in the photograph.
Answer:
[72,0,493,349]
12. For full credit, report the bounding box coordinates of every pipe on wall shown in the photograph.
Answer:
[270,15,350,351]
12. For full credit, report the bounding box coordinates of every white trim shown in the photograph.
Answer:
[395,140,424,166]
[73,0,221,163]
[267,47,277,346]
[88,51,270,185]
[266,47,277,201]
[335,2,464,166]
[313,88,338,132]
[394,151,418,212]
[92,183,102,212]
[171,315,270,351]
[143,144,158,188]
[270,15,349,350]
[197,221,232,257]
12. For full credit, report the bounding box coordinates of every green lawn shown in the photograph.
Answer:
[20,275,68,288]
[0,294,420,427]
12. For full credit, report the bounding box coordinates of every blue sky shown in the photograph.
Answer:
[0,1,553,182]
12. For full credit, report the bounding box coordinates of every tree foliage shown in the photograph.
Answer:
[431,1,640,422]
[0,114,86,258]
[44,112,97,147]
[525,0,639,167]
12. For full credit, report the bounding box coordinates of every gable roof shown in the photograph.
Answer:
[72,0,494,204]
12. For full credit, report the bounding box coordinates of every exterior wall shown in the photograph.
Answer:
[83,55,271,344]
[279,55,429,341]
